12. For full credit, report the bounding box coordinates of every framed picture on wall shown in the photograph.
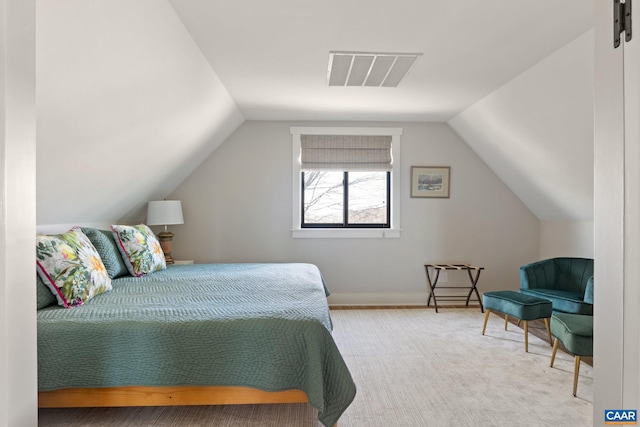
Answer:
[411,166,450,198]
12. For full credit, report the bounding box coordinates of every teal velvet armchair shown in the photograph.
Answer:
[519,257,594,314]
[549,276,594,396]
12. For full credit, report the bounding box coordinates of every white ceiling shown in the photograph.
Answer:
[35,1,595,227]
[36,0,244,227]
[450,30,595,221]
[169,0,593,122]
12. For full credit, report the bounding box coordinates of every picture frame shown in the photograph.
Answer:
[410,166,450,198]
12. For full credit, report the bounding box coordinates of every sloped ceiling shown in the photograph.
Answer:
[448,31,594,221]
[36,0,244,226]
[35,1,594,226]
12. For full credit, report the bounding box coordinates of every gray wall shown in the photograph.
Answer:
[170,120,540,305]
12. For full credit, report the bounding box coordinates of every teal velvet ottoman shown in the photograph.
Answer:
[549,312,593,396]
[482,290,553,352]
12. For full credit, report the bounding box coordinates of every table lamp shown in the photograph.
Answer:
[146,200,184,264]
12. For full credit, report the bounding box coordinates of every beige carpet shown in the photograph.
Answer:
[38,309,592,426]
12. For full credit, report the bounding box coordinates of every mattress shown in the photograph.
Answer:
[37,262,356,426]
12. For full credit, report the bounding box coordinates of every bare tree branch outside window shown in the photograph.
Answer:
[303,171,388,226]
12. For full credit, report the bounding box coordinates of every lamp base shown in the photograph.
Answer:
[157,231,175,265]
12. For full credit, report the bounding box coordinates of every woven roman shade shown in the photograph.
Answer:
[300,135,392,171]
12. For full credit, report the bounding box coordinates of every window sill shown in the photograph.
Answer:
[291,228,401,239]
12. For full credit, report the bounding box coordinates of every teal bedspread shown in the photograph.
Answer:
[37,263,356,426]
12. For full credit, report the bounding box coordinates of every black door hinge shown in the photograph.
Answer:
[614,0,632,48]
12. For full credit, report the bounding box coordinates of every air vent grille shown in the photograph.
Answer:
[327,51,421,87]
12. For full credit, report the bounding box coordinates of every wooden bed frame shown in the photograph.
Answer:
[38,385,308,407]
[39,386,338,426]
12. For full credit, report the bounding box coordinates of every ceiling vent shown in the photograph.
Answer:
[327,51,422,87]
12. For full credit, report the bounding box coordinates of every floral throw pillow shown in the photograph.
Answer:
[111,224,166,277]
[36,227,112,308]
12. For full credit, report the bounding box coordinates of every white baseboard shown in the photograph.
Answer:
[328,290,477,307]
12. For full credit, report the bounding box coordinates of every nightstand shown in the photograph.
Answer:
[172,260,194,265]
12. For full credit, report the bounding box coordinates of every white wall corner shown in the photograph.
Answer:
[539,220,594,259]
[1,0,37,425]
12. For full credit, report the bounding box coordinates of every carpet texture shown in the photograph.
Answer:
[38,309,592,426]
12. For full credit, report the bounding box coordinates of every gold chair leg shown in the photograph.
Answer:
[504,314,509,330]
[524,320,529,352]
[573,356,581,397]
[550,338,559,367]
[517,319,521,327]
[544,318,553,346]
[482,309,491,335]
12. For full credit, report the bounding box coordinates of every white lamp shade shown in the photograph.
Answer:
[146,200,184,226]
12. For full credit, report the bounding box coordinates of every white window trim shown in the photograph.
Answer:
[290,126,402,238]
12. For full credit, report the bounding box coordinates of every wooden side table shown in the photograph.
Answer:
[424,264,484,313]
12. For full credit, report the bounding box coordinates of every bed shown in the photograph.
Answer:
[36,262,356,427]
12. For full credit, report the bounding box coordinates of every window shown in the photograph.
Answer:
[302,171,390,228]
[291,127,402,238]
